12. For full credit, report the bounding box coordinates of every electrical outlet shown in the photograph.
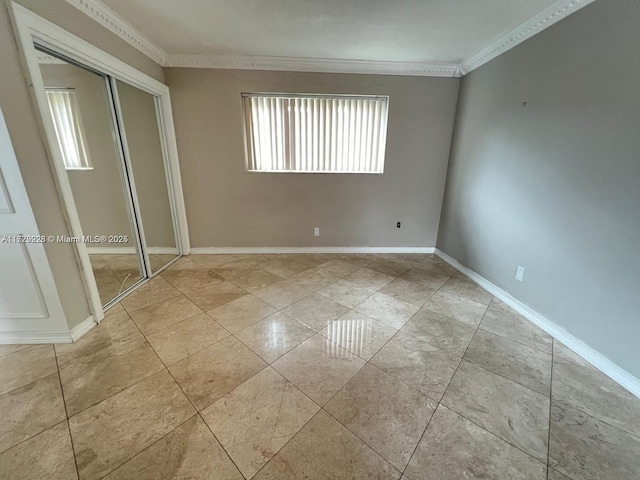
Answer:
[396,222,401,229]
[313,227,320,237]
[515,266,525,282]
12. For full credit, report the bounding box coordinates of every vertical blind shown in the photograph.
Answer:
[243,94,389,173]
[46,89,92,170]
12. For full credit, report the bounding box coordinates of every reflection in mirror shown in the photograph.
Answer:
[35,47,145,305]
[115,80,178,273]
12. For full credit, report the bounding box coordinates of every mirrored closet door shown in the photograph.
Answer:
[33,45,180,307]
[113,80,179,274]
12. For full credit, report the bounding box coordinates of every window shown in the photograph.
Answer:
[45,89,92,170]
[242,93,389,173]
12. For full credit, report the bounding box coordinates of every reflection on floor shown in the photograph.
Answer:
[90,253,177,304]
[1,253,639,479]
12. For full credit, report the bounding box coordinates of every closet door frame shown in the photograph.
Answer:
[10,2,190,322]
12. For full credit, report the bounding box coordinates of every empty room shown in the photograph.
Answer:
[0,0,638,478]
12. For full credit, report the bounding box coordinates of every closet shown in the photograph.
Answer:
[33,44,182,308]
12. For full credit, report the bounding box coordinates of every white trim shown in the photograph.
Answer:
[62,0,460,78]
[70,314,98,341]
[64,0,166,64]
[86,246,179,255]
[165,54,461,78]
[0,330,73,344]
[434,249,640,399]
[460,0,595,74]
[155,89,190,254]
[190,247,435,255]
[63,0,594,78]
[0,314,99,344]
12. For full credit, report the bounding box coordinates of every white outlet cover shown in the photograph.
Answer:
[313,227,320,237]
[515,266,525,282]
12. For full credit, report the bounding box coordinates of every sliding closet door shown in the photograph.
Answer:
[36,52,145,306]
[114,80,179,273]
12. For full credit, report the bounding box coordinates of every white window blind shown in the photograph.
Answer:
[243,93,389,173]
[46,89,92,170]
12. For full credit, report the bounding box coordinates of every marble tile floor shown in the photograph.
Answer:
[1,253,639,479]
[90,254,178,305]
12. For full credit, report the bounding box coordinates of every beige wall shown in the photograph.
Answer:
[165,69,459,248]
[1,0,164,328]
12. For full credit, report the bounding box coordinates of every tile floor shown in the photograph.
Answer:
[90,253,178,304]
[1,253,639,479]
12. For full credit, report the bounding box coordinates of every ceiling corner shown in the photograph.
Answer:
[459,0,595,75]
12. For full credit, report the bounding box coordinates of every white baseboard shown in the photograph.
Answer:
[190,246,436,254]
[70,314,98,342]
[86,247,179,255]
[0,314,98,345]
[435,249,640,399]
[0,330,73,344]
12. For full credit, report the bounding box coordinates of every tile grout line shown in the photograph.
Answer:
[127,282,271,480]
[131,300,255,477]
[197,411,248,479]
[399,289,485,478]
[98,414,199,479]
[460,350,552,399]
[250,406,327,479]
[428,297,554,468]
[56,355,164,420]
[546,338,555,480]
[0,351,80,469]
[108,306,252,479]
[319,406,404,475]
[51,344,82,480]
[46,309,186,479]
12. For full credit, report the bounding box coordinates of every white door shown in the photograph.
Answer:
[0,106,69,342]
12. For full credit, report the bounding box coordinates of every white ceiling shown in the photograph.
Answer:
[102,0,556,63]
[70,0,594,75]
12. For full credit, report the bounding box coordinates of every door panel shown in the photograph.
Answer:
[0,243,47,318]
[36,52,145,306]
[115,80,179,274]
[0,106,68,337]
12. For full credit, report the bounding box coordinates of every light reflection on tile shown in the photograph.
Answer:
[234,312,315,363]
[319,311,397,360]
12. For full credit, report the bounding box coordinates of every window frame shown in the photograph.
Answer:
[241,92,390,175]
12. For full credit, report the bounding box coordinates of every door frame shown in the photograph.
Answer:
[9,2,190,321]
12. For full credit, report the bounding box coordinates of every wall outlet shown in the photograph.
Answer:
[397,222,401,229]
[515,266,525,282]
[313,227,320,237]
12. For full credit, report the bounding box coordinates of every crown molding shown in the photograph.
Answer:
[65,0,593,78]
[165,54,462,77]
[460,0,595,75]
[64,0,166,64]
